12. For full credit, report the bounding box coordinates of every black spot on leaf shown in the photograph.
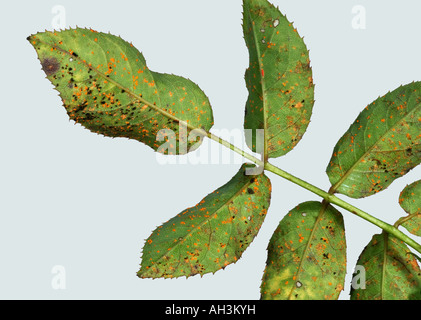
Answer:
[41,57,60,76]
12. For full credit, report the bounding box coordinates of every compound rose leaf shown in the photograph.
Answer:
[243,0,314,159]
[350,233,421,300]
[138,163,272,279]
[397,180,421,237]
[261,201,346,300]
[327,82,421,198]
[28,28,214,155]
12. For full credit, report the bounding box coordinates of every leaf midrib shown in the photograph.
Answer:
[380,232,388,299]
[245,5,268,161]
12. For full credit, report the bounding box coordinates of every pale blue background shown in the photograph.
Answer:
[1,0,420,299]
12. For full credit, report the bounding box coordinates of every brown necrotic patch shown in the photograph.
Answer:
[41,57,60,76]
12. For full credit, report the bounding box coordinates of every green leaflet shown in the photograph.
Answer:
[138,164,271,279]
[326,82,421,198]
[260,201,346,300]
[28,28,213,154]
[350,233,421,300]
[242,0,314,159]
[397,180,421,237]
